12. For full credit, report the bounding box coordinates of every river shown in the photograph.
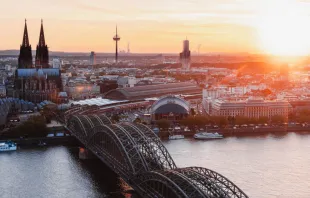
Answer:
[1,132,310,198]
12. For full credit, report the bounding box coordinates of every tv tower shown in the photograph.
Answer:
[113,26,120,63]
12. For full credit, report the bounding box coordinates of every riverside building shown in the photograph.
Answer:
[206,98,292,119]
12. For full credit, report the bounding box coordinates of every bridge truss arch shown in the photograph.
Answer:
[67,114,249,198]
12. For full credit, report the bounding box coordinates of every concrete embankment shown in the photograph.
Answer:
[159,126,310,139]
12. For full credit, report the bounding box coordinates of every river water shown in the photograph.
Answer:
[1,132,310,198]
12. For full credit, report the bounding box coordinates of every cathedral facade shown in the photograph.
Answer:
[14,20,62,104]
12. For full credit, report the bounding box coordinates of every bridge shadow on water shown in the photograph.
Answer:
[69,147,140,198]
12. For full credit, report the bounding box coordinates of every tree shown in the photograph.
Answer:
[235,116,249,125]
[258,116,269,124]
[297,115,310,123]
[210,116,228,127]
[99,72,106,76]
[179,116,209,131]
[41,106,56,124]
[248,117,258,124]
[179,117,197,131]
[111,114,120,123]
[156,119,170,131]
[133,117,141,124]
[270,115,285,124]
[288,112,297,122]
[300,109,310,116]
[227,116,235,125]
[8,116,48,138]
[190,108,196,116]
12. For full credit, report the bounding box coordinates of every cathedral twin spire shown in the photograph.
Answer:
[19,19,49,69]
[22,19,30,47]
[38,19,46,47]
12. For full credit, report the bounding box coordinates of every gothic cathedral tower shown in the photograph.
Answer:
[18,19,33,68]
[35,20,49,68]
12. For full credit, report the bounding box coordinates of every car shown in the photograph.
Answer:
[184,127,191,132]
[174,126,181,130]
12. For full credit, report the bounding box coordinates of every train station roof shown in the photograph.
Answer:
[70,97,126,106]
[104,82,201,100]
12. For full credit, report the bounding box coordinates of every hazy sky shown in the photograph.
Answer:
[2,0,310,54]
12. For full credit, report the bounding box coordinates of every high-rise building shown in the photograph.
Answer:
[18,19,33,69]
[179,39,191,70]
[90,51,96,65]
[35,20,49,68]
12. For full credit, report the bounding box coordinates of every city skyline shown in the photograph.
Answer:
[2,0,310,55]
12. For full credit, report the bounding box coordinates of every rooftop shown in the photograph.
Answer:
[17,68,60,78]
[70,97,126,106]
[104,82,201,100]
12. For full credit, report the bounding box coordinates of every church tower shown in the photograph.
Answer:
[35,19,49,68]
[18,19,33,68]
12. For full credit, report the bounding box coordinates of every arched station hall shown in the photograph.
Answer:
[150,95,190,121]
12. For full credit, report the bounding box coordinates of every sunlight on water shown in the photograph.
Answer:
[164,133,310,198]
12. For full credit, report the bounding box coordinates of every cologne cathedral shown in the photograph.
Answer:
[14,20,62,103]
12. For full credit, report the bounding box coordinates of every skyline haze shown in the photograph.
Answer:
[2,0,310,55]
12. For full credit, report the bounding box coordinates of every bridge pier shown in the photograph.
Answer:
[79,147,96,159]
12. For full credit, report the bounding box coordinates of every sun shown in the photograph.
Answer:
[256,0,310,56]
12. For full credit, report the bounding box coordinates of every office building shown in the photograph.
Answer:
[206,98,292,119]
[179,39,191,70]
[90,51,96,65]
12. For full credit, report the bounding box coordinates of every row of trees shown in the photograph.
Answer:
[155,115,288,131]
[289,110,310,123]
[228,115,285,125]
[3,116,48,139]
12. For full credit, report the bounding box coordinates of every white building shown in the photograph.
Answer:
[64,84,100,99]
[128,76,136,87]
[206,98,292,119]
[5,65,11,71]
[229,86,247,95]
[247,83,267,92]
[277,92,298,101]
[52,58,62,69]
[203,88,219,100]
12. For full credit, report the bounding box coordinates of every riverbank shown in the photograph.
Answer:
[158,126,310,139]
[0,136,80,147]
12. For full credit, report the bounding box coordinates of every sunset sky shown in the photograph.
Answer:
[2,0,310,55]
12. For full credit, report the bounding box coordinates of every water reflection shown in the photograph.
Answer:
[2,133,310,198]
[0,146,136,198]
[164,132,310,198]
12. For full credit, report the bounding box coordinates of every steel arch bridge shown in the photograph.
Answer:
[67,114,248,198]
